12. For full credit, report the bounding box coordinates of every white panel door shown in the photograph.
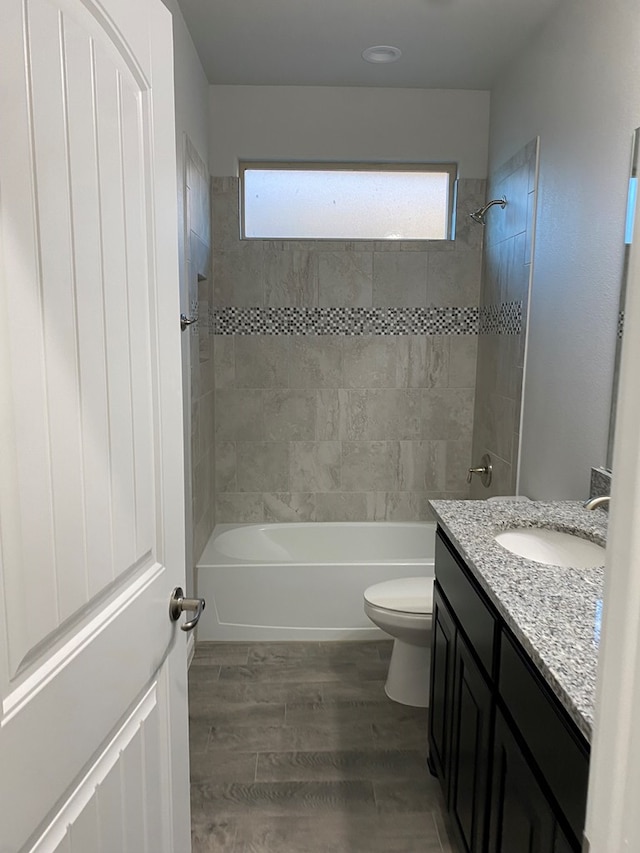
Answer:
[0,0,192,850]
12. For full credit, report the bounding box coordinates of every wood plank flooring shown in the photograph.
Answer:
[189,640,454,853]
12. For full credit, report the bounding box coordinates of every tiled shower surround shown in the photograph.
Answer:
[213,334,478,522]
[470,139,538,498]
[208,178,488,524]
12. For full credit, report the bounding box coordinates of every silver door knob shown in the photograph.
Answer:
[180,313,197,331]
[169,587,206,632]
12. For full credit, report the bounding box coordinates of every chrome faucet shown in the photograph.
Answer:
[583,495,610,510]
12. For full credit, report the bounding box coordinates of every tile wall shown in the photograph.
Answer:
[186,139,215,560]
[590,467,611,501]
[470,139,538,498]
[210,178,486,523]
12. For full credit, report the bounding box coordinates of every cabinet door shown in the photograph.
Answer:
[429,583,456,795]
[449,631,493,853]
[553,829,574,853]
[488,709,557,853]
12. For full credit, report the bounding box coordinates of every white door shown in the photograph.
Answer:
[0,0,192,850]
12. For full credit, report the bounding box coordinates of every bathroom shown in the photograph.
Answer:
[159,0,640,846]
[166,0,640,849]
[1,0,639,849]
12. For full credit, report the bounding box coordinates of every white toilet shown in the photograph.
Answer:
[363,498,530,707]
[363,576,434,708]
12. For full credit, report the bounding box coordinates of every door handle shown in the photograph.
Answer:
[169,587,206,632]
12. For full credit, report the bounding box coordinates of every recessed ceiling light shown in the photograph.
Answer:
[362,45,402,64]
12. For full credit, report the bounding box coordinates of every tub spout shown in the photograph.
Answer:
[583,495,610,510]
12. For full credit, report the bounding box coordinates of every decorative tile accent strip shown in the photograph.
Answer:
[206,302,523,336]
[212,306,480,336]
[479,301,522,335]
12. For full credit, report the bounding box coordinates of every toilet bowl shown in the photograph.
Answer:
[363,576,434,708]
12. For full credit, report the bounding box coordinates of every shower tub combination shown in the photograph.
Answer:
[196,522,435,641]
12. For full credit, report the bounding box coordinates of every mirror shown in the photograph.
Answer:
[607,127,639,469]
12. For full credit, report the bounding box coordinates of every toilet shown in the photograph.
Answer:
[363,576,434,708]
[363,497,531,707]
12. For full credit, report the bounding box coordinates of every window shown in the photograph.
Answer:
[240,162,456,241]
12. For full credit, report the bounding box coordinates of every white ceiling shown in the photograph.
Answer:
[176,0,560,89]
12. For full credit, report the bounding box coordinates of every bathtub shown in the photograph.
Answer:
[195,522,435,641]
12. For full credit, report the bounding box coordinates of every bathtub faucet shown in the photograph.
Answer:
[583,495,610,511]
[467,454,492,487]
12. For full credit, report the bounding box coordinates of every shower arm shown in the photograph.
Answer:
[469,196,507,224]
[483,198,507,213]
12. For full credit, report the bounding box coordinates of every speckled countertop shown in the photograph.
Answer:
[429,500,608,743]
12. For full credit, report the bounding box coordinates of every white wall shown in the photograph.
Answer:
[162,0,209,167]
[489,0,640,499]
[161,0,210,595]
[209,86,490,178]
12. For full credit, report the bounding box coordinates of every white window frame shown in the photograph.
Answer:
[239,161,458,242]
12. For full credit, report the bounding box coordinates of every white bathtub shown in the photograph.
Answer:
[195,522,435,641]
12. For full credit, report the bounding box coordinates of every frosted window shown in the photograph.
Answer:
[241,165,455,240]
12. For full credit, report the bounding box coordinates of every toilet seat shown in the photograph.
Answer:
[364,577,433,615]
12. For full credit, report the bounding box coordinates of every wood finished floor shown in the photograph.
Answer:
[189,640,454,853]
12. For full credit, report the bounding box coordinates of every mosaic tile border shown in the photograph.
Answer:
[205,303,523,336]
[212,306,480,336]
[479,301,522,335]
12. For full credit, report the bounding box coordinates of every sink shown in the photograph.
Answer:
[494,528,605,568]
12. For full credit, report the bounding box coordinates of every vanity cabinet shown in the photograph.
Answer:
[429,528,589,853]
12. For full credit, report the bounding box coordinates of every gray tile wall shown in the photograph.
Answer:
[589,467,611,500]
[211,178,485,523]
[213,335,477,522]
[470,140,538,498]
[186,139,215,560]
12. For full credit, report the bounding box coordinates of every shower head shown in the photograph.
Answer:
[469,209,487,224]
[469,196,507,224]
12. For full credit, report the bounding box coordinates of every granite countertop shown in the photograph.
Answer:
[429,499,608,743]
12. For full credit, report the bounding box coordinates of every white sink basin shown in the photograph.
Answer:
[494,528,605,568]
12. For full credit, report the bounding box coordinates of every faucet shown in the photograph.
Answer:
[467,453,493,487]
[583,495,610,511]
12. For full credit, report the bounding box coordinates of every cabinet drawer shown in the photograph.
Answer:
[435,528,496,678]
[499,631,589,845]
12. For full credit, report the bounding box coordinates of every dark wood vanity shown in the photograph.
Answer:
[428,527,590,853]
